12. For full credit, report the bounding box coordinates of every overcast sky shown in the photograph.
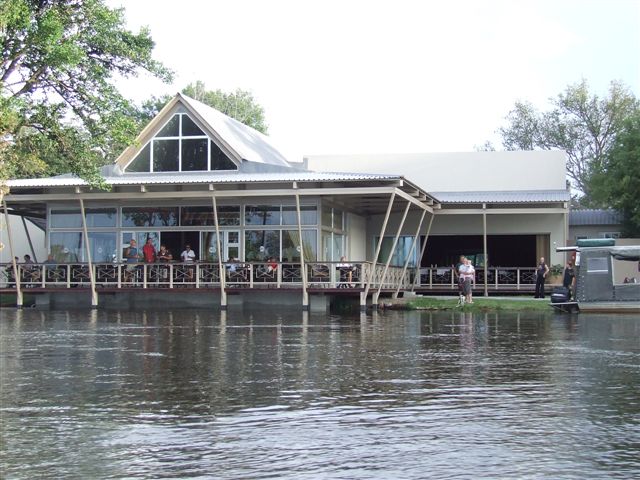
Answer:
[110,0,640,162]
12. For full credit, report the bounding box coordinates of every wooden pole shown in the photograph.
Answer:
[483,204,488,297]
[79,199,98,308]
[211,192,227,309]
[2,200,22,308]
[294,184,309,309]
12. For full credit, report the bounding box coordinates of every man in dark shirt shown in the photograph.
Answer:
[534,256,549,298]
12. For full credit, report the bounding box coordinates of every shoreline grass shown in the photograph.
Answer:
[403,296,552,312]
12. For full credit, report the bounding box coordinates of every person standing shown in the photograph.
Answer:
[534,256,549,298]
[180,244,196,283]
[142,238,156,263]
[562,260,576,300]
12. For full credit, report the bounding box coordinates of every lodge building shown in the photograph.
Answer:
[1,94,570,310]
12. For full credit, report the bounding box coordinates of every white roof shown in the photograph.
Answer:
[179,93,291,167]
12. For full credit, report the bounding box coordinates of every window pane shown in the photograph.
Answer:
[50,232,83,262]
[126,143,151,172]
[182,138,208,171]
[201,231,220,262]
[88,232,117,263]
[332,234,344,261]
[157,114,179,137]
[333,209,344,230]
[182,114,205,136]
[245,230,280,261]
[282,206,317,225]
[211,140,237,170]
[322,206,332,227]
[153,139,179,172]
[50,209,82,228]
[282,230,317,262]
[219,206,240,226]
[181,206,215,226]
[85,208,117,227]
[245,205,280,225]
[122,207,178,227]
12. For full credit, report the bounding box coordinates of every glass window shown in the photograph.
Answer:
[122,207,179,227]
[153,139,179,172]
[49,232,83,262]
[282,230,317,262]
[322,206,332,227]
[156,114,179,137]
[587,257,609,273]
[211,140,237,170]
[219,206,241,226]
[181,206,215,226]
[282,206,317,225]
[182,115,205,136]
[245,205,281,225]
[375,236,417,267]
[50,209,82,228]
[181,138,208,171]
[245,230,280,261]
[333,209,344,230]
[126,143,151,172]
[85,208,117,227]
[332,234,345,261]
[88,232,117,263]
[201,231,220,262]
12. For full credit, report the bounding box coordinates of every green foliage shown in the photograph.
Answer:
[0,0,172,186]
[137,81,269,134]
[497,80,639,199]
[589,112,640,236]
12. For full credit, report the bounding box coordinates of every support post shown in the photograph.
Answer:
[412,212,434,292]
[79,198,98,308]
[21,216,38,262]
[394,208,427,298]
[211,193,227,309]
[374,200,411,305]
[483,203,488,297]
[294,183,309,310]
[362,192,396,310]
[2,201,23,308]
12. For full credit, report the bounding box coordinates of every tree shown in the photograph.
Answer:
[589,112,640,236]
[0,0,172,187]
[496,80,639,199]
[138,81,268,134]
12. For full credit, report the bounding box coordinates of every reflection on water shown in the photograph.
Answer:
[1,309,639,479]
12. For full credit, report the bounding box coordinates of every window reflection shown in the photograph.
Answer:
[245,205,280,225]
[245,230,280,261]
[122,208,178,227]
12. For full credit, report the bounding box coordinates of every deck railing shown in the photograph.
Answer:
[0,262,546,291]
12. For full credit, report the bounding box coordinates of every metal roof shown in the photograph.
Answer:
[180,94,292,167]
[7,171,404,188]
[569,209,623,226]
[430,190,570,204]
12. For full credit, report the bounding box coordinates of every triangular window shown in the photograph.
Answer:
[124,112,238,173]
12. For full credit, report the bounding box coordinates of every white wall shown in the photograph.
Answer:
[305,151,567,192]
[347,212,366,261]
[0,215,46,263]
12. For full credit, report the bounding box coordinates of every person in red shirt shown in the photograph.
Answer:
[142,238,157,263]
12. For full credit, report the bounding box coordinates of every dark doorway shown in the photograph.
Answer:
[160,231,200,261]
[421,235,536,268]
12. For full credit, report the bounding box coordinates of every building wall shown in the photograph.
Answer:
[0,215,46,264]
[365,210,566,267]
[347,212,367,261]
[569,225,623,242]
[304,151,567,192]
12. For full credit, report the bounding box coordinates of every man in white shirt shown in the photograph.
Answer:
[180,244,196,283]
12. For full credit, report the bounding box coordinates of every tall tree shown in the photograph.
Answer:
[497,80,638,199]
[0,0,172,187]
[589,112,640,236]
[138,81,268,134]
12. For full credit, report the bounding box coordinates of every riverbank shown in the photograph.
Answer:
[396,296,551,312]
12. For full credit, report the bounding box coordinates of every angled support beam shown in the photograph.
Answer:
[21,216,38,262]
[373,200,411,306]
[79,198,98,308]
[361,192,396,310]
[412,212,435,292]
[2,201,22,308]
[394,208,427,299]
[211,192,227,309]
[483,203,488,297]
[294,183,309,309]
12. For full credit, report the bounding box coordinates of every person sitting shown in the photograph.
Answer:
[22,254,40,285]
[337,256,355,287]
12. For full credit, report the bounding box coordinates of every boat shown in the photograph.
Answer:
[552,239,640,313]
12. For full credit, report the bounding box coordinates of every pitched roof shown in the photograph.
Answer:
[431,190,570,204]
[179,94,292,167]
[569,209,623,226]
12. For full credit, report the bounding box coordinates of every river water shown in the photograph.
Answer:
[1,309,639,479]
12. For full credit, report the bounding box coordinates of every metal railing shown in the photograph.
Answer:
[0,263,549,291]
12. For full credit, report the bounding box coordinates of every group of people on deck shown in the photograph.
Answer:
[124,239,196,264]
